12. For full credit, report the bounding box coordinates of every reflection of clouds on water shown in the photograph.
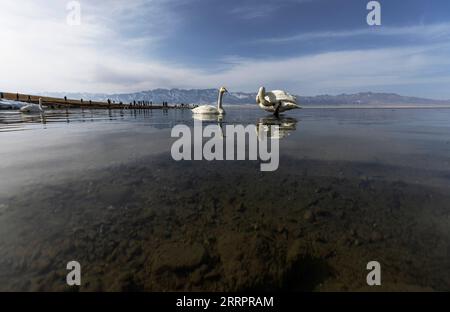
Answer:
[256,116,298,139]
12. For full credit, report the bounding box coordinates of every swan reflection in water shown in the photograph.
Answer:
[192,114,223,122]
[20,113,47,125]
[191,114,298,140]
[192,113,224,137]
[256,116,298,139]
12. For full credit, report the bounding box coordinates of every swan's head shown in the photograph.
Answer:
[256,86,266,103]
[219,86,228,93]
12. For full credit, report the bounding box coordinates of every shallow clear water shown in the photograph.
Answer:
[0,107,449,291]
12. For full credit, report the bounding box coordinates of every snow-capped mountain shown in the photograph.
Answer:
[44,89,256,105]
[42,89,450,106]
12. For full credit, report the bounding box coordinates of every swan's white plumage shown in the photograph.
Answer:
[256,87,300,114]
[191,105,221,114]
[20,98,44,113]
[263,90,296,104]
[192,86,227,115]
[20,104,43,113]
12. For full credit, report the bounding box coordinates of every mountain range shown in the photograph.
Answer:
[43,89,450,106]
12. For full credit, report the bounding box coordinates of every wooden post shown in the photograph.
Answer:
[16,93,19,101]
[28,95,31,103]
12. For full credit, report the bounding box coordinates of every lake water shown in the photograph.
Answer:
[0,106,449,291]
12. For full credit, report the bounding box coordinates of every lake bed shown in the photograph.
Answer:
[0,107,449,291]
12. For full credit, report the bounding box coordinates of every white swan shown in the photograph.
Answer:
[192,87,227,115]
[256,87,300,116]
[20,98,44,113]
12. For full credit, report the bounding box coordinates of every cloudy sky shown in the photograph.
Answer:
[1,0,450,98]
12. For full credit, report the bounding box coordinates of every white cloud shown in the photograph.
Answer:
[254,22,450,44]
[0,0,180,93]
[230,4,280,19]
[229,0,312,19]
[203,44,450,98]
[1,1,450,99]
[70,42,450,99]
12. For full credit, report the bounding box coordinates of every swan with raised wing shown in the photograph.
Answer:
[20,98,45,113]
[192,87,227,115]
[256,87,300,116]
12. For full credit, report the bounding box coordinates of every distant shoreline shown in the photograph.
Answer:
[42,89,450,107]
[225,104,450,109]
[302,105,450,109]
[3,91,450,111]
[0,92,189,110]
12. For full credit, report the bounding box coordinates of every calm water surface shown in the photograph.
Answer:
[0,107,449,291]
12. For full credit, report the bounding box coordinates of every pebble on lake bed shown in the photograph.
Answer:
[303,210,315,222]
[151,242,207,273]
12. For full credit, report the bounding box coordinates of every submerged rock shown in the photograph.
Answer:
[286,239,304,265]
[303,210,315,222]
[152,242,206,273]
[237,202,246,212]
[370,231,383,243]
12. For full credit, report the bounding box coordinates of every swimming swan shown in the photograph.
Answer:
[256,87,300,116]
[20,98,45,113]
[192,87,227,115]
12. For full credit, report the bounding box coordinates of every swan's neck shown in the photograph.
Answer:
[217,91,224,109]
[258,88,270,106]
[258,88,265,100]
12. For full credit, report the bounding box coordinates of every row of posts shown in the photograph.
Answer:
[1,92,185,109]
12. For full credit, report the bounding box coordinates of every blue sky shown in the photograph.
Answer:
[2,0,450,98]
